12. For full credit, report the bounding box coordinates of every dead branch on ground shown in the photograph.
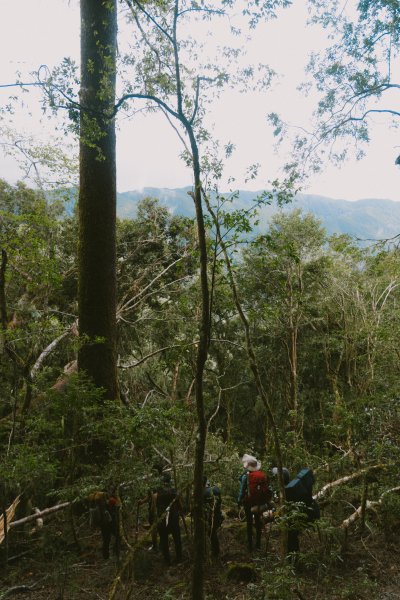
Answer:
[340,485,400,530]
[313,464,386,501]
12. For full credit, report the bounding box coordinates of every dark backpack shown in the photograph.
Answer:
[88,491,111,528]
[246,470,270,507]
[285,468,320,521]
[156,486,178,517]
[204,485,224,527]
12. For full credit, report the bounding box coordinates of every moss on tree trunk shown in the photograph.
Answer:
[78,0,118,400]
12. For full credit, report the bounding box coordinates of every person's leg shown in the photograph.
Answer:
[244,505,253,551]
[210,524,220,556]
[111,511,120,559]
[169,518,182,563]
[158,520,171,565]
[287,529,300,554]
[148,508,158,550]
[151,526,158,550]
[100,523,112,559]
[254,512,262,550]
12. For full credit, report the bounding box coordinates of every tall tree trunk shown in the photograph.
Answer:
[78,0,118,400]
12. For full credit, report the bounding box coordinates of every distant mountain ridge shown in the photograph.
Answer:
[117,187,400,240]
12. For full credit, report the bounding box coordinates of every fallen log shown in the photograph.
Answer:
[8,502,71,530]
[340,485,400,530]
[313,464,386,501]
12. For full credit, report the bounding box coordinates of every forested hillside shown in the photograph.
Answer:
[118,188,400,241]
[1,0,400,599]
[1,180,400,599]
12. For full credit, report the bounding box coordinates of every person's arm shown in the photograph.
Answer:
[237,474,247,504]
[137,490,151,507]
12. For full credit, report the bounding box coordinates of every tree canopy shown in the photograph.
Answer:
[1,1,400,599]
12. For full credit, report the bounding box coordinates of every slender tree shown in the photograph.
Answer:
[117,2,290,595]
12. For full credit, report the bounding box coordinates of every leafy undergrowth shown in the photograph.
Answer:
[1,514,400,600]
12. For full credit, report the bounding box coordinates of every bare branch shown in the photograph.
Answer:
[113,92,179,119]
[118,337,243,369]
[162,107,191,153]
[30,321,78,380]
[177,7,225,19]
[9,502,71,530]
[207,388,221,430]
[118,341,198,369]
[313,464,386,501]
[118,275,191,318]
[117,254,187,316]
[0,82,43,89]
[349,108,400,121]
[341,486,400,530]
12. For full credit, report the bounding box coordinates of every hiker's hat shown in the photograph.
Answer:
[242,453,261,472]
[272,466,290,485]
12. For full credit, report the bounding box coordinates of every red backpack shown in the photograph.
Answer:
[246,470,270,507]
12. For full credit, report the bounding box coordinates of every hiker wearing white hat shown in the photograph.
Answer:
[241,454,261,472]
[238,454,270,551]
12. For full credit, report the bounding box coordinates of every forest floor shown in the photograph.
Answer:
[1,512,400,600]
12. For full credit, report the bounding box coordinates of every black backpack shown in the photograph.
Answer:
[156,485,178,517]
[204,485,224,527]
[285,468,320,521]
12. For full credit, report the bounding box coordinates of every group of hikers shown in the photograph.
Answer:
[90,453,319,563]
[136,471,223,565]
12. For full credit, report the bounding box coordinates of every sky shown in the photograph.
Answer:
[0,0,399,202]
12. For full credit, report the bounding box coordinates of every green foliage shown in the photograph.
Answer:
[380,491,400,541]
[2,1,400,593]
[282,0,400,176]
[1,178,400,594]
[260,564,298,600]
[0,126,78,191]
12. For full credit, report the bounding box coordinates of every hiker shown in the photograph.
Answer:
[269,466,300,552]
[154,472,182,566]
[284,468,320,555]
[259,466,291,523]
[137,489,158,551]
[88,488,121,559]
[238,454,271,551]
[272,466,291,487]
[203,476,223,557]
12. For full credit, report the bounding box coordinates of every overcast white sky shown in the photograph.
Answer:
[0,0,399,201]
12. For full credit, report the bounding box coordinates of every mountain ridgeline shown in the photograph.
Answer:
[117,187,400,241]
